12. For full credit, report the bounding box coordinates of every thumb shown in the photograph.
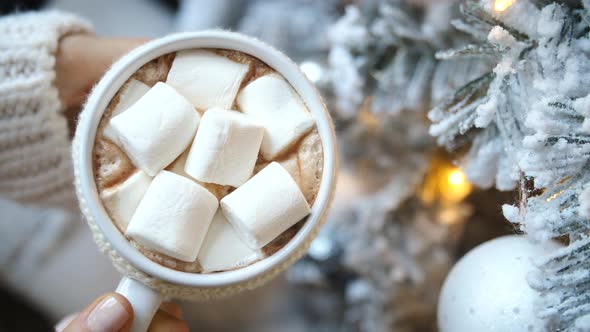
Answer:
[61,293,133,332]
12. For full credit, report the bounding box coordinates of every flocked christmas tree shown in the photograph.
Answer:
[429,0,590,330]
[289,1,481,331]
[185,0,590,330]
[287,0,590,331]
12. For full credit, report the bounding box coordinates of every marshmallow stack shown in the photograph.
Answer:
[126,171,218,262]
[166,50,249,110]
[198,211,263,272]
[221,162,311,249]
[110,82,200,176]
[103,50,317,268]
[185,108,264,187]
[100,170,152,231]
[103,79,150,144]
[237,73,315,159]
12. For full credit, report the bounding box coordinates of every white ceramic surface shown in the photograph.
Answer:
[74,31,338,332]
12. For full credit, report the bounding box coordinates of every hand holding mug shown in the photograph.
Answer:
[73,31,338,332]
[55,293,187,332]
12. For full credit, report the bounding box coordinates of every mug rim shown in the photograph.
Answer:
[75,31,338,288]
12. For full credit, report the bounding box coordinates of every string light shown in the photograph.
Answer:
[419,157,472,205]
[417,155,473,226]
[494,0,514,12]
[546,189,565,202]
[448,169,466,186]
[442,167,472,203]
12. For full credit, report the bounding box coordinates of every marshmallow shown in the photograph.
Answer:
[198,210,263,273]
[103,79,150,144]
[184,108,264,186]
[237,73,315,159]
[255,154,301,185]
[220,162,311,249]
[126,171,218,262]
[100,171,152,231]
[110,82,200,176]
[166,148,232,199]
[166,148,191,179]
[166,50,249,110]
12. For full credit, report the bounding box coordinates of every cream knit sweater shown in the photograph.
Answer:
[2,12,323,301]
[0,11,92,283]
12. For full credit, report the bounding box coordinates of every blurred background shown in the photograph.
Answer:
[0,0,517,331]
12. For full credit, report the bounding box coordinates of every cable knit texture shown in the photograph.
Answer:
[0,11,91,209]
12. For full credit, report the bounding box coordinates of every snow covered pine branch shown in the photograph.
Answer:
[429,0,590,329]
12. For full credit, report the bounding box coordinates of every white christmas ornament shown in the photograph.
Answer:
[438,235,556,332]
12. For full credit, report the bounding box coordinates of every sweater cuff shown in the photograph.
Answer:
[0,11,93,105]
[0,10,92,50]
[0,11,92,208]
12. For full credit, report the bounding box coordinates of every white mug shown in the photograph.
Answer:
[72,31,338,332]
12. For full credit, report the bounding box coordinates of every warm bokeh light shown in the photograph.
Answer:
[546,189,565,202]
[419,157,473,205]
[448,169,466,186]
[494,0,514,12]
[438,206,470,225]
[442,167,472,203]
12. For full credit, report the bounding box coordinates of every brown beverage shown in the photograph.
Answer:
[93,49,323,273]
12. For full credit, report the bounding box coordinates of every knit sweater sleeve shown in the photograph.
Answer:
[0,11,92,209]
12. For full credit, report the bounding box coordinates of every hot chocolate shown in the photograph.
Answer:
[93,49,323,273]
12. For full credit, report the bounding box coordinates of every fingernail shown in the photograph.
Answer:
[86,296,129,332]
[54,313,77,331]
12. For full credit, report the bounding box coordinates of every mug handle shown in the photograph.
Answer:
[116,277,163,332]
